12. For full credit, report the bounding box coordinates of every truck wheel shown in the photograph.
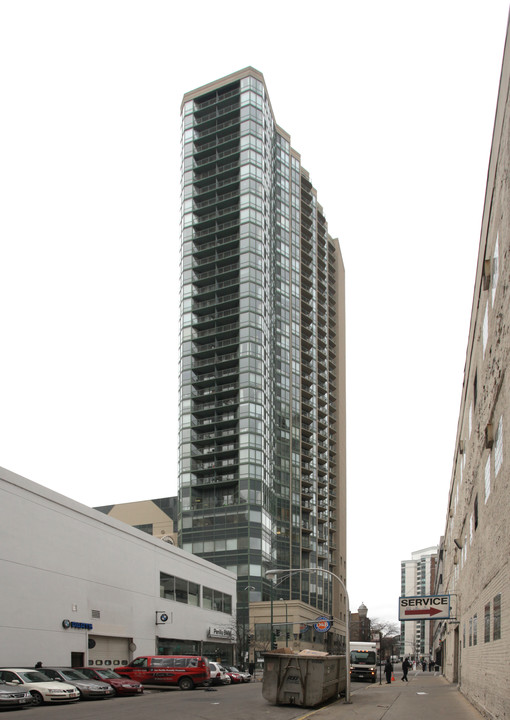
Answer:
[178,677,194,691]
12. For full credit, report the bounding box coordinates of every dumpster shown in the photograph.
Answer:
[262,653,346,707]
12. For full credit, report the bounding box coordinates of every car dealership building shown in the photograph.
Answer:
[0,467,237,668]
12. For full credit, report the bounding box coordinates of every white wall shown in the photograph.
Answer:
[0,467,236,666]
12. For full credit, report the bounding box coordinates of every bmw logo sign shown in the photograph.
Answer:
[160,613,168,622]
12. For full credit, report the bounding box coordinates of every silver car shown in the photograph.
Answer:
[40,667,115,699]
[0,681,33,708]
[0,669,80,705]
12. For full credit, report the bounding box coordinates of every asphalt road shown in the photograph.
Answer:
[1,672,390,720]
[1,681,317,720]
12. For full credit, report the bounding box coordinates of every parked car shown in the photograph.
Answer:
[0,681,33,709]
[76,667,143,695]
[0,669,80,705]
[40,668,115,699]
[224,665,251,683]
[115,655,210,690]
[208,662,230,685]
[223,666,242,683]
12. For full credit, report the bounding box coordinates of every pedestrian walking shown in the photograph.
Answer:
[384,658,393,684]
[401,657,411,682]
[428,659,434,672]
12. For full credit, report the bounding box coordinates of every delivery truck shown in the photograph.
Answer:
[349,641,378,683]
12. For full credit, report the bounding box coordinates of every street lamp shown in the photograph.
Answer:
[243,586,255,668]
[279,598,289,647]
[265,567,351,704]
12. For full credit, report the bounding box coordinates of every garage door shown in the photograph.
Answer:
[88,636,130,667]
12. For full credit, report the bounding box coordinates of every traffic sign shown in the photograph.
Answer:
[399,595,450,621]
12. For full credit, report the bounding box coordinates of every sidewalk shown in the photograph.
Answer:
[310,672,484,720]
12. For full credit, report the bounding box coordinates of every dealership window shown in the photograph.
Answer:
[493,594,501,640]
[203,586,232,614]
[469,618,472,646]
[160,572,200,606]
[473,614,478,645]
[484,603,490,643]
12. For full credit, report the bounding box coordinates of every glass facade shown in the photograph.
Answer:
[178,69,345,638]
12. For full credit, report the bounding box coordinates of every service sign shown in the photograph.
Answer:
[399,595,451,621]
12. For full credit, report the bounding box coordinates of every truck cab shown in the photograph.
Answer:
[349,642,378,683]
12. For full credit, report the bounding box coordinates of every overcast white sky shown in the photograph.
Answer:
[1,0,509,625]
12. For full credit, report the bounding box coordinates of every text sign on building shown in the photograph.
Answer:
[399,595,451,621]
[314,616,331,633]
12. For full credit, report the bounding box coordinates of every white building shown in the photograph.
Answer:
[400,546,438,660]
[0,466,237,668]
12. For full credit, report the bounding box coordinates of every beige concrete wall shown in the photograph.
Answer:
[105,500,177,545]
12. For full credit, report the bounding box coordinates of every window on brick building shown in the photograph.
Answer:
[484,603,490,643]
[493,594,501,640]
[494,416,503,476]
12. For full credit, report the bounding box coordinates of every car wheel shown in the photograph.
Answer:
[30,691,44,706]
[178,677,194,691]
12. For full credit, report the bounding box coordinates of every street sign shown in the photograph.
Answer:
[399,595,451,621]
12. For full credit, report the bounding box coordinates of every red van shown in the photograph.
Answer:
[115,656,210,690]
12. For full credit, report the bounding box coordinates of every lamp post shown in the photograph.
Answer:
[279,598,289,647]
[266,568,351,703]
[243,586,255,668]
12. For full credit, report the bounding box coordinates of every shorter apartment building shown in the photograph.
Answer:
[0,467,236,667]
[400,547,437,660]
[433,15,510,720]
[95,496,178,546]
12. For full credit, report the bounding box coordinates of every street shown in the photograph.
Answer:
[1,670,483,720]
[0,680,318,720]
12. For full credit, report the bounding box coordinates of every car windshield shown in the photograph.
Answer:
[61,670,88,680]
[350,651,377,664]
[96,670,121,679]
[229,667,240,672]
[18,672,50,683]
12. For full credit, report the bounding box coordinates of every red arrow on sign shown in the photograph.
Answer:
[404,608,443,617]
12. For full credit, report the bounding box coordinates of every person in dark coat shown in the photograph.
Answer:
[384,658,393,684]
[401,657,411,682]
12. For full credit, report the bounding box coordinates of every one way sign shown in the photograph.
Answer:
[399,595,451,621]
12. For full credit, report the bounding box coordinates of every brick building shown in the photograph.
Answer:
[433,13,510,719]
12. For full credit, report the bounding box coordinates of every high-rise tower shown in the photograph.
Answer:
[178,68,346,651]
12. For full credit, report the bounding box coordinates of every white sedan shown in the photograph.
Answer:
[0,669,80,705]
